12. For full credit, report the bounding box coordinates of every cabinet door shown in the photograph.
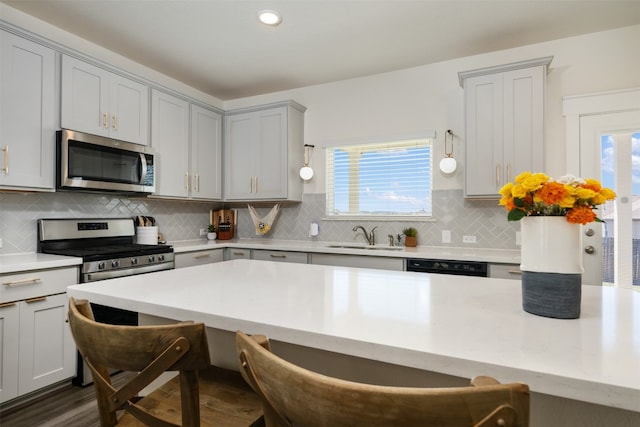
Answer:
[0,302,20,403]
[110,75,149,145]
[254,108,287,199]
[18,294,75,395]
[61,55,110,137]
[503,66,544,184]
[151,90,189,198]
[191,105,222,200]
[464,73,503,198]
[0,32,56,191]
[224,113,256,200]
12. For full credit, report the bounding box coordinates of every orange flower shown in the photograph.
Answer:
[533,182,566,205]
[566,206,596,225]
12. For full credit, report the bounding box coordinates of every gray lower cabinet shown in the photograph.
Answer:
[310,253,404,271]
[0,267,78,404]
[175,249,224,268]
[488,263,522,280]
[251,250,308,264]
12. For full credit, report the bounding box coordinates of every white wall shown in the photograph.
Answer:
[224,25,640,194]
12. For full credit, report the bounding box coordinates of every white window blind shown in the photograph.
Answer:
[326,138,432,217]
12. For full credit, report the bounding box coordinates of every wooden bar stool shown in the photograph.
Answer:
[67,297,263,427]
[236,331,530,427]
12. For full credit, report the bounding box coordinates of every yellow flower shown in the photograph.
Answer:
[519,173,549,192]
[574,187,597,201]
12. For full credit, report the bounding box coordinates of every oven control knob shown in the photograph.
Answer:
[112,260,120,268]
[98,261,106,270]
[158,254,165,261]
[131,257,138,265]
[148,255,155,263]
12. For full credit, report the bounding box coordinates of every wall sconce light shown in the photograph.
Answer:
[300,144,315,181]
[439,129,457,174]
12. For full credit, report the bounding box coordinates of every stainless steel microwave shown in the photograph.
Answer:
[57,129,155,194]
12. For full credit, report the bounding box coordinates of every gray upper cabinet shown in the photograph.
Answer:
[224,102,305,201]
[151,90,190,198]
[61,55,149,145]
[151,90,222,200]
[190,104,222,200]
[459,57,552,199]
[0,31,56,191]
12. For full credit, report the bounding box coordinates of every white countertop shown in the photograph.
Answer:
[0,253,82,274]
[67,259,639,412]
[170,238,521,264]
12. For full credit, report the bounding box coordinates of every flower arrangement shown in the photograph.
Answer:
[499,172,616,225]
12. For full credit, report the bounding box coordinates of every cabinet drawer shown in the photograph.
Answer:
[175,249,224,268]
[225,248,251,260]
[488,263,522,280]
[0,267,78,303]
[252,250,308,264]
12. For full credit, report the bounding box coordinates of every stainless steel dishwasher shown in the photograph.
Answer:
[406,258,488,277]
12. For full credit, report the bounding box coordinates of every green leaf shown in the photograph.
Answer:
[507,209,526,221]
[513,198,525,208]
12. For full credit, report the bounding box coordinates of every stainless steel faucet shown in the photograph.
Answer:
[353,225,378,245]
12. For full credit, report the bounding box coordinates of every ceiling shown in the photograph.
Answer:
[3,1,639,100]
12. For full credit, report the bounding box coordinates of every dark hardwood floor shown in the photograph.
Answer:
[0,372,135,427]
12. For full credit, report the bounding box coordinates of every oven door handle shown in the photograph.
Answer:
[85,262,173,282]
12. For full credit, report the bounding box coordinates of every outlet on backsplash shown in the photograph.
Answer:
[199,228,207,236]
[462,235,476,244]
[442,230,451,243]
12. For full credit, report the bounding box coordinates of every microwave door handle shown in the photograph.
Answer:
[139,153,147,184]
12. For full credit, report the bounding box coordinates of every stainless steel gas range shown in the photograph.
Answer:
[37,217,175,385]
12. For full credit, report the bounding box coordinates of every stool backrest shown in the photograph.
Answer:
[68,297,211,426]
[236,331,529,427]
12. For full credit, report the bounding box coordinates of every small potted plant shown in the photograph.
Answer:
[402,227,418,247]
[207,224,217,240]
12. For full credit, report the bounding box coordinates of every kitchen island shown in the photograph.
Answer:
[67,260,639,426]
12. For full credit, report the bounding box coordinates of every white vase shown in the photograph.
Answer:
[207,232,217,240]
[520,216,583,319]
[520,216,583,274]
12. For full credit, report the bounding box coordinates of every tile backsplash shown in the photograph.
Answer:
[0,190,519,254]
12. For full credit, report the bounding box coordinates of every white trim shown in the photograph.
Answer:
[563,88,640,175]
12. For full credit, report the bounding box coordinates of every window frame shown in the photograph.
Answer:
[325,136,434,220]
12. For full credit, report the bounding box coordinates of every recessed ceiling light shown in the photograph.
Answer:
[258,10,282,26]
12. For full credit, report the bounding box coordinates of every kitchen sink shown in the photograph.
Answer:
[325,244,404,251]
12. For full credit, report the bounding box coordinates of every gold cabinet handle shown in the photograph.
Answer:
[1,145,8,174]
[103,112,108,129]
[3,277,42,287]
[194,174,199,192]
[194,253,211,259]
[509,269,522,275]
[496,164,501,188]
[184,173,190,190]
[255,176,258,193]
[249,176,253,193]
[232,251,247,256]
[25,296,47,304]
[269,254,286,259]
[0,301,17,309]
[112,114,118,130]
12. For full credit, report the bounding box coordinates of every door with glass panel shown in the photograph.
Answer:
[580,111,640,287]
